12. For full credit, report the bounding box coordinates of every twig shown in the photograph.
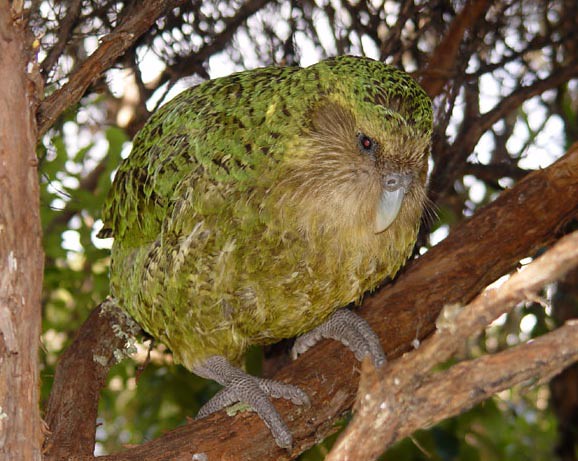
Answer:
[36,0,187,137]
[40,0,82,76]
[153,0,272,91]
[428,60,578,203]
[43,155,109,235]
[463,162,528,183]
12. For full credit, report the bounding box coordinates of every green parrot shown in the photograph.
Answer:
[99,55,432,448]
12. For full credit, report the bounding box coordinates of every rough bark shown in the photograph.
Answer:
[327,231,578,460]
[0,3,44,460]
[43,300,139,461]
[550,266,578,461]
[44,144,578,460]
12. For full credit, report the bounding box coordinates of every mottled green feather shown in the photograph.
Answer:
[100,56,432,369]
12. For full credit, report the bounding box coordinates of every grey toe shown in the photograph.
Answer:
[193,356,308,449]
[291,308,386,367]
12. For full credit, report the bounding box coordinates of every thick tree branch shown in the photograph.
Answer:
[550,266,578,460]
[46,144,578,460]
[43,300,139,461]
[0,4,44,460]
[36,0,187,137]
[328,230,578,460]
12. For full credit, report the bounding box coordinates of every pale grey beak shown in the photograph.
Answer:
[374,173,412,233]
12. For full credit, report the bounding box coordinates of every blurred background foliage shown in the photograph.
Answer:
[29,0,577,459]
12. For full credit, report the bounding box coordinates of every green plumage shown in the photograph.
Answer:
[100,56,432,370]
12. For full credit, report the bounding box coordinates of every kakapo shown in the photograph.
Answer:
[99,55,432,448]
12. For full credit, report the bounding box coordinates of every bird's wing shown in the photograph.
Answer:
[99,66,301,247]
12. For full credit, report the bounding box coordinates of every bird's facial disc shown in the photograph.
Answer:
[374,173,412,234]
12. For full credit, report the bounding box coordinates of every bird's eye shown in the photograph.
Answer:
[357,132,377,156]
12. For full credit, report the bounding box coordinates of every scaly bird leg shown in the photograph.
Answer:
[193,356,310,449]
[291,308,386,367]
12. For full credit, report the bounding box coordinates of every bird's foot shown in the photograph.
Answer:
[193,356,309,449]
[291,308,386,367]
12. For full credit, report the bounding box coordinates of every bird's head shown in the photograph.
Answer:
[272,57,432,246]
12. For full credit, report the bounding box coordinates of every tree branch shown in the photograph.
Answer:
[379,0,414,62]
[43,299,139,461]
[463,162,529,184]
[36,0,187,137]
[40,0,82,76]
[0,4,44,460]
[327,230,578,460]
[428,60,578,203]
[419,0,490,98]
[482,61,578,135]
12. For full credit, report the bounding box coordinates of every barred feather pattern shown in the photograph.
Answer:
[99,56,433,369]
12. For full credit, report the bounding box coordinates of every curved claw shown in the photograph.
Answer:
[193,356,309,449]
[292,308,386,367]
